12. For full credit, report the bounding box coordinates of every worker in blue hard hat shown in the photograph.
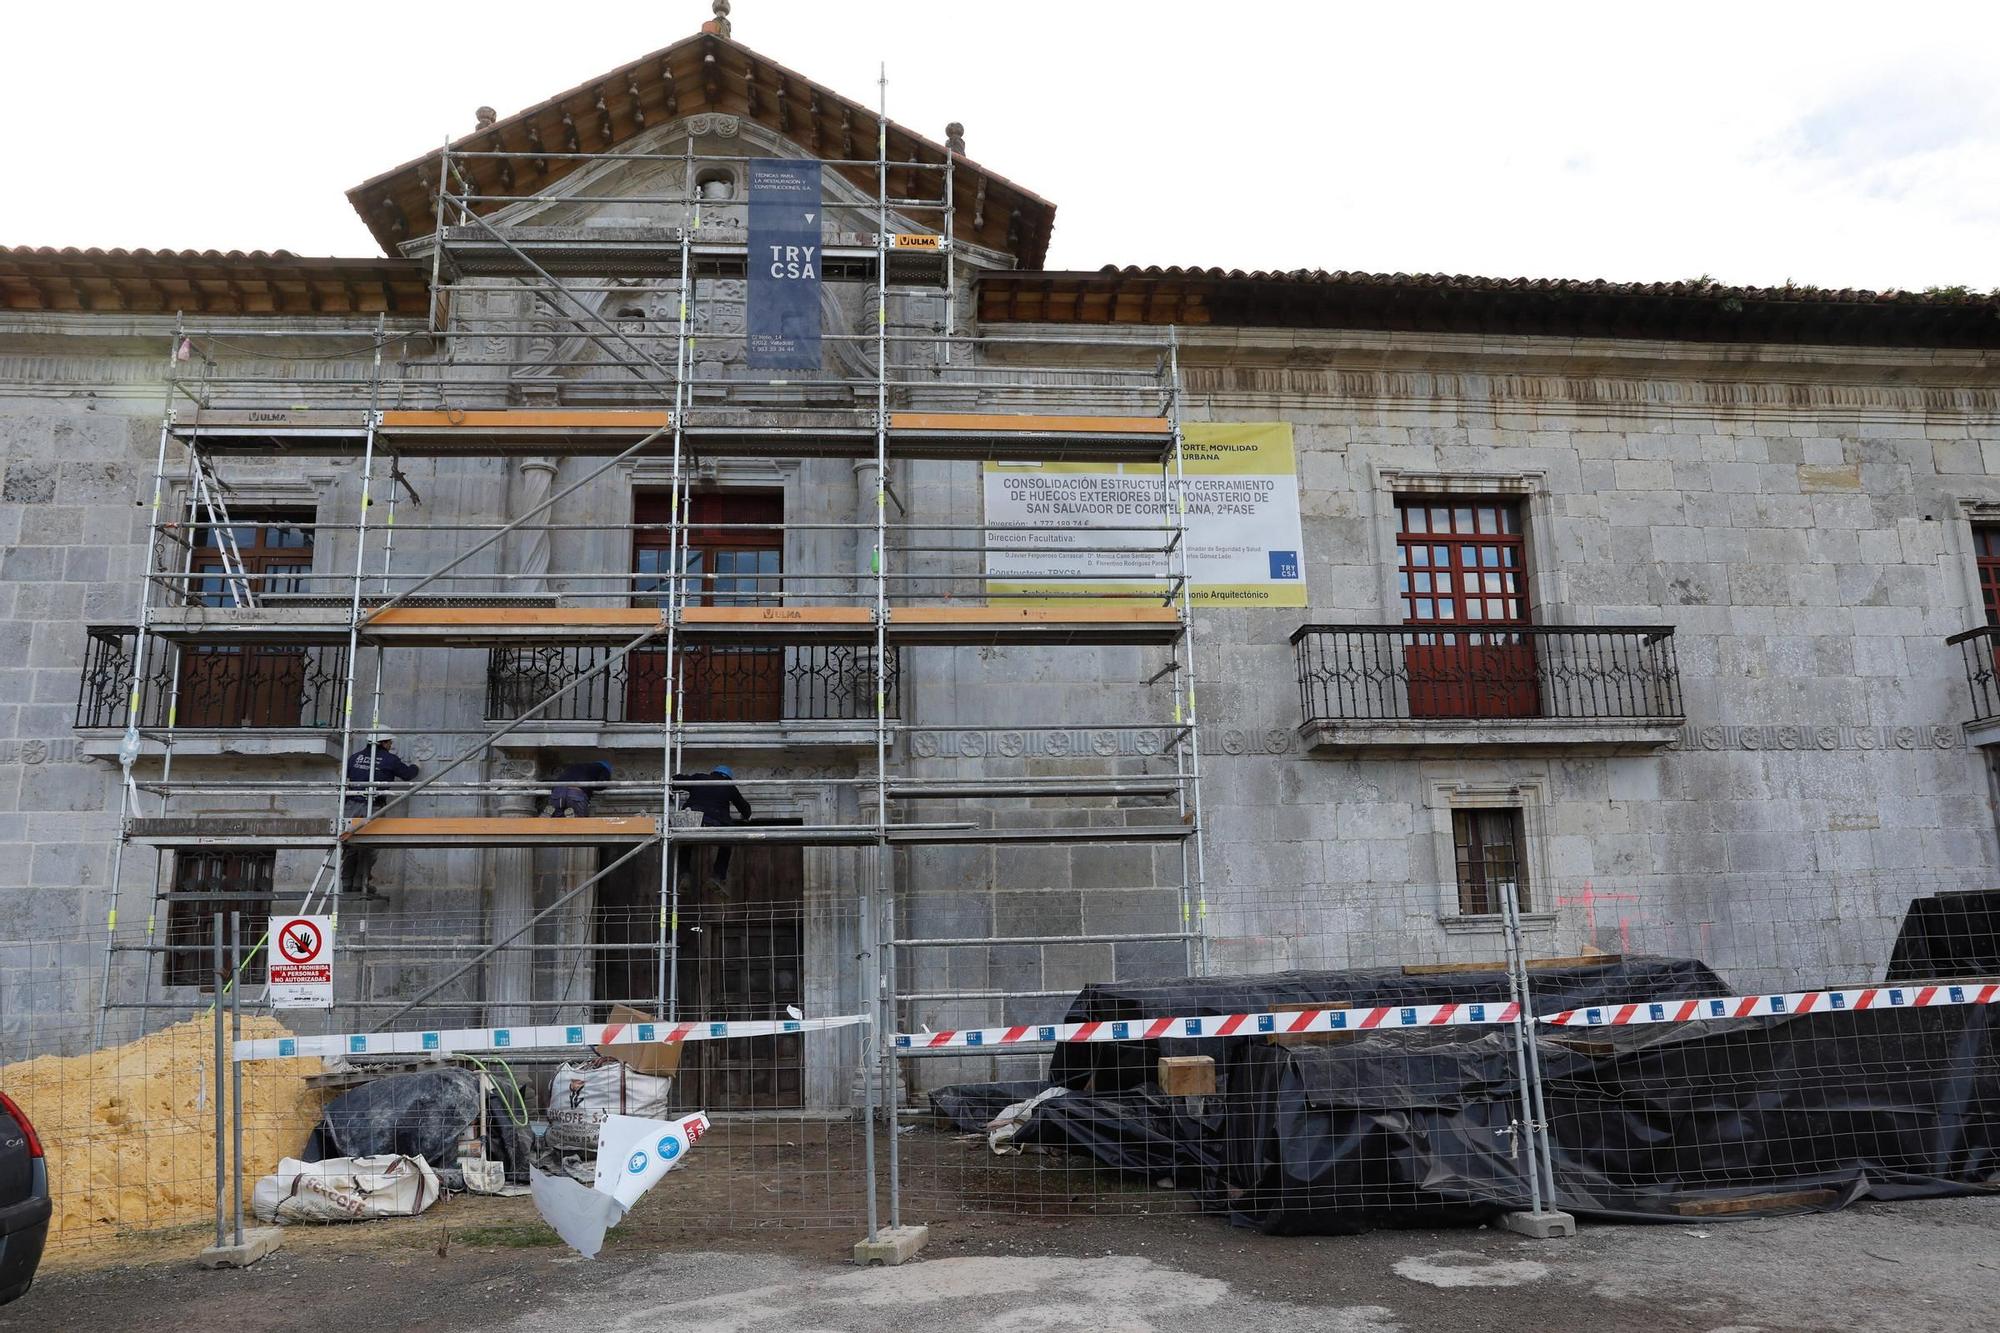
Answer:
[670,763,751,897]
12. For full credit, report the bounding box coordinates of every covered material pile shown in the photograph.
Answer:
[934,958,2000,1231]
[0,1016,322,1243]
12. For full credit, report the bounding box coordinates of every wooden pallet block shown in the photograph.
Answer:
[1670,1189,1840,1217]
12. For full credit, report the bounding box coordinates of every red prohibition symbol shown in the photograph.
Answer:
[277,919,323,965]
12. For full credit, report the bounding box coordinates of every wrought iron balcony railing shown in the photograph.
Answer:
[1289,624,1683,726]
[485,643,901,725]
[1946,626,2000,727]
[76,626,350,731]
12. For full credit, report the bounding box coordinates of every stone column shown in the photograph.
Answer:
[509,458,559,596]
[487,760,539,1028]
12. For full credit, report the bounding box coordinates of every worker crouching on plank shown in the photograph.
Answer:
[341,736,420,896]
[670,764,750,899]
[547,759,614,816]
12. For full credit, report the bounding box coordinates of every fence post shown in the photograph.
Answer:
[211,913,226,1252]
[1498,879,1575,1239]
[230,910,245,1248]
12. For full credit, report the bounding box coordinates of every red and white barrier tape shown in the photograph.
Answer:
[1541,981,2000,1028]
[235,1013,868,1062]
[894,1001,1521,1050]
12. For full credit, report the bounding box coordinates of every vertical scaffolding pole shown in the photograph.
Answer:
[880,62,904,1224]
[658,132,698,1021]
[229,910,245,1248]
[326,331,385,932]
[1164,329,1212,974]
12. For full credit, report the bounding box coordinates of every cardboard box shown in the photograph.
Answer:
[593,1003,684,1078]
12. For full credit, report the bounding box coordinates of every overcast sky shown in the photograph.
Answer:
[11,1,1999,291]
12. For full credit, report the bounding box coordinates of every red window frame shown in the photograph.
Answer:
[1395,498,1537,719]
[630,490,784,723]
[1395,499,1528,627]
[186,509,317,727]
[1976,527,2000,626]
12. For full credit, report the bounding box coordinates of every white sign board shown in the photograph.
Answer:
[268,914,334,1009]
[984,422,1307,607]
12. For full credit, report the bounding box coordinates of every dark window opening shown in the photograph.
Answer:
[165,851,275,990]
[630,490,783,723]
[1452,807,1529,916]
[1397,498,1536,719]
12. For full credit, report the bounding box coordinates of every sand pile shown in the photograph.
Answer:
[0,1016,324,1244]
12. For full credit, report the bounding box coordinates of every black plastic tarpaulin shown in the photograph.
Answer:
[302,1068,531,1184]
[930,959,2000,1232]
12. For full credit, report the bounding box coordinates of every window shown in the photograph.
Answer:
[1396,499,1537,719]
[630,490,783,723]
[1396,499,1527,626]
[164,851,275,989]
[1452,808,1529,916]
[190,510,315,609]
[184,509,318,727]
[1977,527,2000,626]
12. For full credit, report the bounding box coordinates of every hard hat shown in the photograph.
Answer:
[713,764,733,778]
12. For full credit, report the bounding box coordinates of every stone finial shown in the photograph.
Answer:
[703,0,732,37]
[475,106,497,130]
[945,121,965,154]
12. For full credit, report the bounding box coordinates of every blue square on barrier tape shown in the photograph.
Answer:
[1769,996,1786,1013]
[1256,1014,1275,1032]
[1648,1004,1666,1021]
[1268,550,1299,580]
[1951,987,1966,1003]
[1329,1010,1347,1029]
[1469,1004,1486,1023]
[421,1032,440,1051]
[1829,993,1846,1009]
[1038,1026,1057,1042]
[566,1026,585,1044]
[965,1031,983,1046]
[1399,1007,1417,1026]
[709,1023,727,1038]
[1184,1019,1202,1036]
[494,1029,512,1047]
[277,1038,296,1058]
[1587,1008,1604,1025]
[896,1035,911,1048]
[348,1035,367,1054]
[1709,1000,1727,1017]
[1111,1021,1130,1040]
[637,1024,656,1042]
[1889,989,1906,1006]
[783,1020,800,1032]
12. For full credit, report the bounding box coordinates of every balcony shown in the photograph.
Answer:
[75,625,350,758]
[1946,627,2000,746]
[483,643,900,751]
[1289,624,1685,753]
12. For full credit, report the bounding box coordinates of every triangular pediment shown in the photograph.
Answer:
[345,30,1054,268]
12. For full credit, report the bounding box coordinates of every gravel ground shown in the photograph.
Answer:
[7,1192,1998,1332]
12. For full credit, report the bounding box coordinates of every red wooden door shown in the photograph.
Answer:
[628,491,783,723]
[1397,500,1537,719]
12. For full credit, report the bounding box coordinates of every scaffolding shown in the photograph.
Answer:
[87,81,1208,1236]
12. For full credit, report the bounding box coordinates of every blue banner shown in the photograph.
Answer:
[746,158,823,370]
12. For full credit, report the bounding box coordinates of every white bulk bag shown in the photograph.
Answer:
[252,1154,441,1224]
[545,1058,673,1153]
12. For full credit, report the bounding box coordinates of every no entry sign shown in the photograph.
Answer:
[268,914,334,1009]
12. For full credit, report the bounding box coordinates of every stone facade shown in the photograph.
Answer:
[3,120,1997,1103]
